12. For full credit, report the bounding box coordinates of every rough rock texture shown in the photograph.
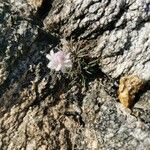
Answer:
[0,0,150,150]
[44,0,150,81]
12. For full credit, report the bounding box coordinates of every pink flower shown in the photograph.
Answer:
[46,50,72,72]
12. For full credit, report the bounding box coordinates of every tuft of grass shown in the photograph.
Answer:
[62,39,100,89]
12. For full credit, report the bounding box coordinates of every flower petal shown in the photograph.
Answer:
[64,59,71,63]
[46,50,72,72]
[55,64,62,71]
[65,62,72,68]
[50,50,54,56]
[47,62,53,68]
[46,54,51,60]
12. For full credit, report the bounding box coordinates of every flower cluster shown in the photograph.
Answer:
[46,50,72,73]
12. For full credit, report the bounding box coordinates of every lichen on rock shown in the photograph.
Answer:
[118,75,144,108]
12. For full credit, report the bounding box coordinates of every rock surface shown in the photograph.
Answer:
[0,0,150,149]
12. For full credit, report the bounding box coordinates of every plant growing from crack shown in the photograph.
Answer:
[46,39,100,89]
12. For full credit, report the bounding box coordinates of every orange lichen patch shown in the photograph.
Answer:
[118,75,143,108]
